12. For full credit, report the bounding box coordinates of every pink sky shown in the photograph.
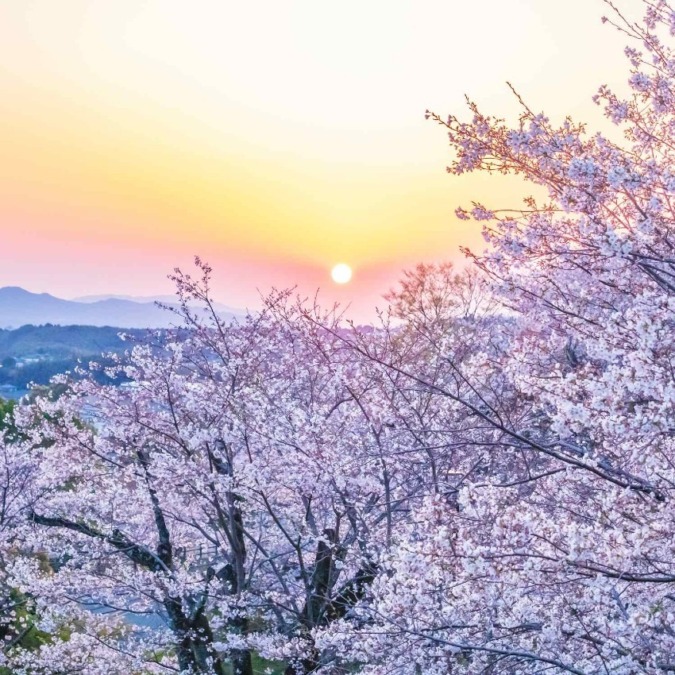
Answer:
[0,0,638,318]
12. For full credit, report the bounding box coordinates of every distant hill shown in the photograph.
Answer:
[0,324,148,360]
[0,324,154,395]
[73,293,240,315]
[0,287,241,329]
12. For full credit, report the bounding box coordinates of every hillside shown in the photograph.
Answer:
[0,324,148,360]
[0,287,241,329]
[0,324,153,395]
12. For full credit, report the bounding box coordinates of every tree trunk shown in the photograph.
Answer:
[165,596,228,675]
[210,441,254,675]
[284,650,319,675]
[230,615,253,675]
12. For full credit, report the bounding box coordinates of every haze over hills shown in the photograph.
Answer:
[73,293,240,315]
[0,287,242,329]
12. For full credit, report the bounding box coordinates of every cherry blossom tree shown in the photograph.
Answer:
[16,263,417,674]
[0,400,140,675]
[315,1,675,672]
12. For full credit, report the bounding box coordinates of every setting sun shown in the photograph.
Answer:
[331,263,352,284]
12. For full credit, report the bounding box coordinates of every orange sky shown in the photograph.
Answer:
[0,0,639,317]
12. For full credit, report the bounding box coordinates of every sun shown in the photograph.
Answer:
[331,263,352,284]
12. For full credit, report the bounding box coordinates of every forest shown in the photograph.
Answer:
[0,325,152,392]
[0,2,673,673]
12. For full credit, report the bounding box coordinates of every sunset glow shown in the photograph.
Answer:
[0,0,639,316]
[331,264,352,285]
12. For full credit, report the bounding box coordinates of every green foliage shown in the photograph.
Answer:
[0,398,15,428]
[0,588,53,673]
[0,398,20,442]
[241,653,286,675]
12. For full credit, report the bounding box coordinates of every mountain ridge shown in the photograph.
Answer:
[73,293,239,314]
[0,286,241,329]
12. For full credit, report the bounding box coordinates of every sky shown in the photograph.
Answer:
[0,0,641,317]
